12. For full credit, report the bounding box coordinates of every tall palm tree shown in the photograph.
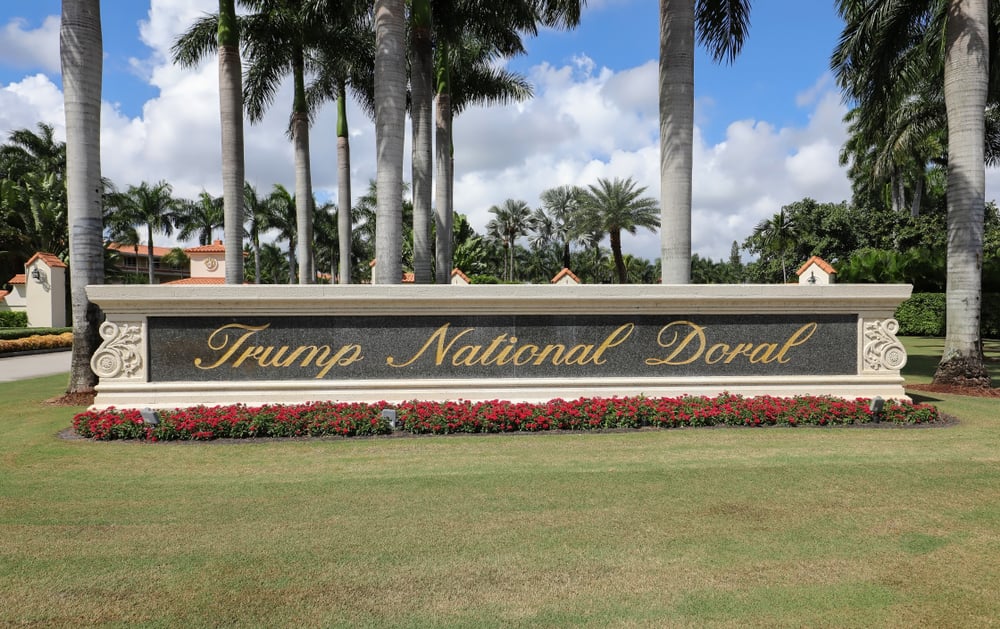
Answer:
[580,177,660,284]
[218,0,245,284]
[659,0,751,284]
[486,198,532,281]
[374,0,406,285]
[61,0,104,394]
[176,191,224,246]
[833,0,992,387]
[105,181,179,284]
[173,0,322,284]
[0,123,66,181]
[411,0,434,283]
[305,1,373,285]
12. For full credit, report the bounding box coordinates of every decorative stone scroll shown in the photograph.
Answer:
[91,321,144,380]
[862,318,907,372]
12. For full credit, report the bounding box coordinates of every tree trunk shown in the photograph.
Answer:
[292,46,314,284]
[61,0,104,394]
[910,175,923,218]
[611,229,627,284]
[659,0,694,284]
[147,225,155,284]
[253,236,261,284]
[219,0,244,284]
[434,45,453,284]
[411,0,433,283]
[934,0,991,387]
[374,0,405,285]
[336,81,352,284]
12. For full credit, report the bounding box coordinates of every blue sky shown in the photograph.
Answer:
[0,1,924,263]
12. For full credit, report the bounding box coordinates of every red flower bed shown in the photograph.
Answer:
[72,395,940,441]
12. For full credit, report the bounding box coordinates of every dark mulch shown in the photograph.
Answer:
[907,384,1000,398]
[44,392,96,407]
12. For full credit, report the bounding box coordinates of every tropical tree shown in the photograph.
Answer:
[659,0,751,283]
[0,123,66,182]
[747,207,797,283]
[305,1,373,284]
[486,199,532,281]
[533,184,586,270]
[833,0,992,387]
[61,0,105,394]
[176,191,224,245]
[219,0,245,284]
[579,177,660,284]
[373,0,406,284]
[243,182,269,283]
[266,183,298,284]
[105,181,179,284]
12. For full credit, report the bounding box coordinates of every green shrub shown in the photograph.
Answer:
[0,327,72,341]
[895,293,946,336]
[0,311,28,328]
[895,293,1000,337]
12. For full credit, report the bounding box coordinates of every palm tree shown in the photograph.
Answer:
[218,0,245,284]
[176,191,224,246]
[0,123,66,181]
[305,1,373,285]
[173,0,322,284]
[833,0,992,387]
[486,199,532,281]
[105,181,179,284]
[580,177,660,284]
[61,0,105,394]
[411,0,434,283]
[374,0,407,285]
[749,207,797,283]
[266,183,298,284]
[659,0,751,284]
[535,184,586,270]
[243,182,269,284]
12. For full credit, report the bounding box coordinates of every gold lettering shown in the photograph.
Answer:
[386,323,475,368]
[315,344,363,378]
[532,344,565,366]
[512,343,539,366]
[704,343,731,365]
[560,343,596,365]
[773,323,817,364]
[195,323,270,369]
[749,343,780,363]
[590,324,634,365]
[451,344,482,367]
[646,321,705,366]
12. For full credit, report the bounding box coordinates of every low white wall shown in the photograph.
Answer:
[86,284,912,409]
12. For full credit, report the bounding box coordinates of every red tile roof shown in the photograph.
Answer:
[796,256,837,276]
[161,277,227,285]
[451,268,471,283]
[107,242,175,258]
[185,240,226,254]
[25,252,67,268]
[551,267,582,284]
[8,274,26,285]
[0,290,8,300]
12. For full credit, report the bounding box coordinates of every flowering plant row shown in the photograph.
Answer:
[72,394,940,441]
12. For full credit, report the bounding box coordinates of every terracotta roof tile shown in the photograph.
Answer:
[8,274,26,285]
[162,277,228,285]
[185,240,226,254]
[451,268,471,283]
[551,267,582,284]
[25,252,67,268]
[796,255,837,276]
[107,242,175,258]
[0,289,8,300]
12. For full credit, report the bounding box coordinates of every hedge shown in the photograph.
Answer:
[0,331,73,354]
[0,311,28,328]
[895,293,1000,337]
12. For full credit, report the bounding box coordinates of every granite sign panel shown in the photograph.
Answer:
[147,314,858,382]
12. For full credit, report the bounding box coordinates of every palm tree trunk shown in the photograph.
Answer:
[61,0,104,394]
[933,0,991,387]
[146,224,155,284]
[253,235,261,284]
[291,45,314,284]
[411,0,433,283]
[434,45,453,284]
[374,0,406,285]
[219,0,244,284]
[610,229,627,284]
[659,0,694,284]
[336,81,352,285]
[910,176,923,218]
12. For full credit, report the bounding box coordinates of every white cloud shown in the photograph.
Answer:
[0,16,60,74]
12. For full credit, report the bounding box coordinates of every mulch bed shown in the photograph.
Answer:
[906,384,1000,398]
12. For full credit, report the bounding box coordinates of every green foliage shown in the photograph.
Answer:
[895,293,946,337]
[0,326,70,339]
[894,293,1000,337]
[0,311,28,328]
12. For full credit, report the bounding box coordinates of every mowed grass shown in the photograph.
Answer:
[0,339,998,627]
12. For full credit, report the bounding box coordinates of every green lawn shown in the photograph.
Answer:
[1,338,998,627]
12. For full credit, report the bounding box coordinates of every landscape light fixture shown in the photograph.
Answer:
[869,396,884,423]
[31,268,46,283]
[139,407,160,427]
[381,408,398,430]
[808,271,817,284]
